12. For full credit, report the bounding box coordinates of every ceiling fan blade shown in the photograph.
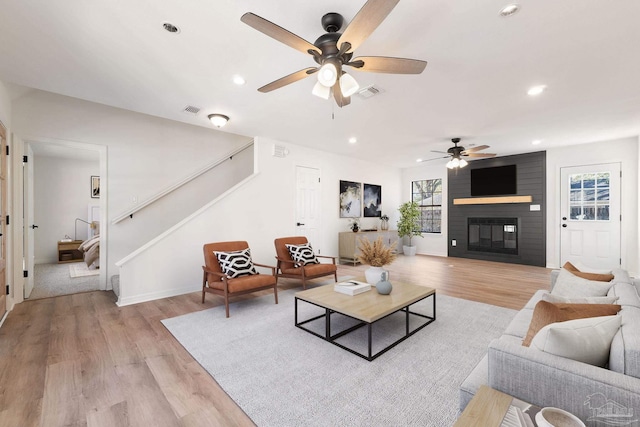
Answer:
[419,156,449,162]
[464,153,496,158]
[350,56,427,74]
[461,145,490,154]
[241,13,320,56]
[333,85,351,108]
[257,67,317,93]
[430,150,450,154]
[337,0,400,53]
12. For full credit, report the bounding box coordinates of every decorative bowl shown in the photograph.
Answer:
[535,407,585,427]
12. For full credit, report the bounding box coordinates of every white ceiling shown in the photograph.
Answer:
[1,0,639,168]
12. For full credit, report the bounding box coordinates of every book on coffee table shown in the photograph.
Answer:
[334,280,371,296]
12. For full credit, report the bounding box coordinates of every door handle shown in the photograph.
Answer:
[296,222,305,226]
[30,224,39,229]
[562,224,567,228]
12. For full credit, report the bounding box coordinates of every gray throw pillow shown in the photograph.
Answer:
[551,268,614,298]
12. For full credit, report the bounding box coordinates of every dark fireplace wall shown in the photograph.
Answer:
[448,151,546,267]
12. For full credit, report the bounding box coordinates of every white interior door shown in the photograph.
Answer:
[560,163,621,269]
[24,143,35,298]
[295,166,322,253]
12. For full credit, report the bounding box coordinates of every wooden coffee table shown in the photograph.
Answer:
[294,281,436,361]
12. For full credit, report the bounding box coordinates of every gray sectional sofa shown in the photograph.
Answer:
[460,268,640,425]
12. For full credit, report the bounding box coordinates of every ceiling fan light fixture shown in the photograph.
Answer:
[458,158,468,168]
[208,114,230,128]
[339,73,360,97]
[312,81,331,99]
[317,63,338,87]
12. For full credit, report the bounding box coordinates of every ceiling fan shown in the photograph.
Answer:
[421,138,496,169]
[240,0,427,107]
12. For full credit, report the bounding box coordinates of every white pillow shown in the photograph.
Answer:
[541,293,619,305]
[530,315,621,367]
[574,261,612,275]
[552,268,614,298]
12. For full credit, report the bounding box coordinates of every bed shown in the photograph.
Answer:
[79,234,100,268]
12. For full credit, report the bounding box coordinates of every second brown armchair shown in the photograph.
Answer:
[274,236,337,289]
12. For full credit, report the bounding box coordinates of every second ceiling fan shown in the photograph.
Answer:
[241,0,427,107]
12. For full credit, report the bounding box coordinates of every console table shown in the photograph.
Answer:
[338,230,399,265]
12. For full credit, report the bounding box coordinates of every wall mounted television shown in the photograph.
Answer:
[471,164,517,196]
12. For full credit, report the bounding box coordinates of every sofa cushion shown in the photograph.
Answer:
[608,283,640,308]
[530,315,622,367]
[563,261,614,282]
[612,268,633,285]
[541,293,619,305]
[282,262,337,276]
[551,268,614,298]
[609,305,640,377]
[523,300,621,346]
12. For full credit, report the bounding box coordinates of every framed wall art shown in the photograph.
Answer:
[339,180,361,218]
[91,176,100,199]
[363,183,382,217]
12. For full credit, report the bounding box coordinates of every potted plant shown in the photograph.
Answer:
[357,236,397,284]
[397,201,423,256]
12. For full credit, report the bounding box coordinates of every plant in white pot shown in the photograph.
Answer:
[397,201,423,256]
[357,236,397,285]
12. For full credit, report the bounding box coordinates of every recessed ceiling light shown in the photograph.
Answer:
[232,75,246,86]
[162,22,180,34]
[416,158,423,163]
[499,4,520,17]
[532,140,542,145]
[527,85,547,96]
[348,137,357,144]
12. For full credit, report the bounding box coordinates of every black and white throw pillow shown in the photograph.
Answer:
[285,243,320,266]
[213,248,258,279]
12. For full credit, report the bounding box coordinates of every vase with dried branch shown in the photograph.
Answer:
[357,236,397,285]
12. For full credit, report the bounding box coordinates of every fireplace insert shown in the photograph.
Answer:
[468,217,518,255]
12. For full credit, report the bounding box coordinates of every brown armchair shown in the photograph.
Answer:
[274,236,337,289]
[202,241,278,318]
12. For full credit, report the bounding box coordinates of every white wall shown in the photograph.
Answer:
[12,89,253,282]
[0,81,10,127]
[546,137,639,275]
[117,137,403,305]
[401,164,449,257]
[33,155,99,263]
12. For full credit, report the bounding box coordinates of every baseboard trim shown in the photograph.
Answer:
[116,284,200,307]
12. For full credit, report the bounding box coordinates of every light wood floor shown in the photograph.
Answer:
[0,255,551,426]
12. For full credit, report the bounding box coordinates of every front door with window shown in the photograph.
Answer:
[560,163,621,269]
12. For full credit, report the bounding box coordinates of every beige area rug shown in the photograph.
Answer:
[69,262,99,278]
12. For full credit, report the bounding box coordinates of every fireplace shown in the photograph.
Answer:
[468,218,518,255]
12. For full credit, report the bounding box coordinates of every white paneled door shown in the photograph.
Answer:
[295,166,322,253]
[560,163,621,269]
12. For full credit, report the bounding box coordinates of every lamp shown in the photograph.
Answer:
[75,218,97,241]
[208,114,229,128]
[446,156,468,169]
[339,73,360,97]
[317,62,338,87]
[312,81,331,99]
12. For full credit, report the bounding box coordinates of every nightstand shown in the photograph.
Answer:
[57,240,84,263]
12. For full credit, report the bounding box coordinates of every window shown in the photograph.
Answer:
[412,179,442,233]
[569,172,610,221]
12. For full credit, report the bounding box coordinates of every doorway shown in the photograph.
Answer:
[559,163,621,269]
[24,140,106,299]
[295,166,322,253]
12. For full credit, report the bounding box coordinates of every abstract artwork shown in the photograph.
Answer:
[339,180,361,218]
[363,183,382,217]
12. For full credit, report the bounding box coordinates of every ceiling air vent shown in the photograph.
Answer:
[272,144,289,158]
[182,105,201,115]
[355,85,384,100]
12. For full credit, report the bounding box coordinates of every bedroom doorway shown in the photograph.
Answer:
[24,140,105,299]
